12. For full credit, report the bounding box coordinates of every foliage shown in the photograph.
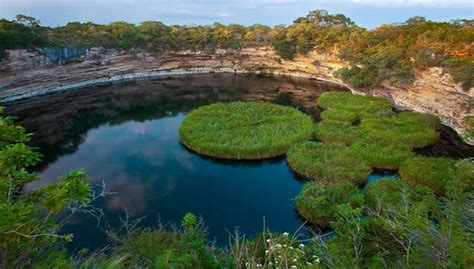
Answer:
[0,106,92,267]
[295,181,364,229]
[179,101,313,159]
[319,109,358,125]
[317,92,392,119]
[87,213,229,268]
[359,112,440,148]
[350,140,415,170]
[314,121,361,145]
[287,141,372,186]
[399,156,471,195]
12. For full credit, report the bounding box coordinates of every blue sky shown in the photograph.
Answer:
[0,0,472,29]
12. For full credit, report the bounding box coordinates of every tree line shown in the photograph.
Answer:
[1,10,472,88]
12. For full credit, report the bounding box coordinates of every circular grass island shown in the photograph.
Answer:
[286,141,372,186]
[179,101,314,159]
[295,181,363,229]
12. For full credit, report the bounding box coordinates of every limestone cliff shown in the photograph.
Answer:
[0,47,472,144]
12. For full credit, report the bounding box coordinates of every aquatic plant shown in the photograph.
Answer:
[320,109,358,125]
[295,181,364,229]
[314,121,361,145]
[317,92,392,119]
[359,112,440,148]
[398,156,469,195]
[179,101,313,159]
[350,141,415,170]
[286,142,372,186]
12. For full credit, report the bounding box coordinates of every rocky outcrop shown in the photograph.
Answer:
[0,47,472,144]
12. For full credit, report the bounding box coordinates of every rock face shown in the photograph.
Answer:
[0,47,472,144]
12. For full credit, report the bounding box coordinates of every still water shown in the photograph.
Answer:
[6,74,472,251]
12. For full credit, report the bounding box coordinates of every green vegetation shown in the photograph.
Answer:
[359,112,440,148]
[399,157,472,195]
[287,142,372,186]
[320,109,358,125]
[350,141,414,170]
[179,101,313,159]
[0,107,92,267]
[314,121,361,145]
[295,181,363,229]
[1,10,472,88]
[317,92,392,119]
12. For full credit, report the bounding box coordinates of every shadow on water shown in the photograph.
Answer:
[4,73,473,251]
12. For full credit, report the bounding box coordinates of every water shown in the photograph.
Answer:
[5,74,471,251]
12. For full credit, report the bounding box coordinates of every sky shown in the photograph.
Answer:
[0,0,473,29]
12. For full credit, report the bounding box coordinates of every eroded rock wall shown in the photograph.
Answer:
[0,47,472,144]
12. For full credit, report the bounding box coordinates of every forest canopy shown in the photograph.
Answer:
[0,10,473,88]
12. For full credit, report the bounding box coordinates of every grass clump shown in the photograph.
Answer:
[320,109,358,125]
[295,181,364,229]
[287,142,372,186]
[350,140,415,170]
[399,157,472,195]
[179,101,313,159]
[317,92,392,119]
[364,178,432,213]
[359,112,440,148]
[314,121,361,145]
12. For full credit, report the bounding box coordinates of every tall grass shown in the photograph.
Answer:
[286,142,372,186]
[179,102,313,159]
[317,92,392,118]
[314,121,361,145]
[295,181,364,229]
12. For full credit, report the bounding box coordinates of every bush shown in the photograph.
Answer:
[350,140,415,170]
[287,142,372,186]
[399,157,460,195]
[314,121,361,145]
[317,92,392,119]
[320,109,358,125]
[179,101,314,159]
[295,181,364,229]
[272,39,296,60]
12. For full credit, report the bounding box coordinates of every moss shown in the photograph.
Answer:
[317,92,392,118]
[350,141,415,170]
[179,102,313,159]
[314,121,361,145]
[295,181,364,229]
[399,157,458,195]
[287,142,372,186]
[320,109,358,125]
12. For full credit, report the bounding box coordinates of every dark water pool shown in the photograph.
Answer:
[5,74,473,251]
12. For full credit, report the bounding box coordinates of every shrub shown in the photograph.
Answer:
[314,121,361,145]
[364,178,432,213]
[320,109,358,125]
[350,140,415,170]
[272,39,296,60]
[399,157,459,195]
[295,181,364,229]
[179,102,313,159]
[287,142,372,186]
[317,92,392,119]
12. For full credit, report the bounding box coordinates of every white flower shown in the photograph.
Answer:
[283,232,289,237]
[299,244,305,248]
[291,266,297,269]
[257,264,262,268]
[275,244,283,248]
[306,262,312,265]
[312,255,317,258]
[265,250,269,254]
[315,258,320,263]
[266,239,271,243]
[283,244,287,248]
[293,258,298,262]
[289,246,294,250]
